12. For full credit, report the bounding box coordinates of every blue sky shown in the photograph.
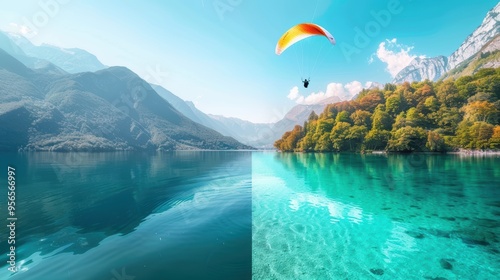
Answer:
[1,0,498,123]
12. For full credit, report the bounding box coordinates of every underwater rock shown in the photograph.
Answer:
[486,201,500,208]
[405,230,425,239]
[475,218,500,228]
[461,238,490,246]
[370,268,384,275]
[439,259,453,270]
[425,277,448,280]
[422,228,452,238]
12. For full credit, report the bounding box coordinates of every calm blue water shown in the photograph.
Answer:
[252,152,500,279]
[0,151,252,280]
[1,151,499,279]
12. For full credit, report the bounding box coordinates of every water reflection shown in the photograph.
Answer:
[0,151,252,279]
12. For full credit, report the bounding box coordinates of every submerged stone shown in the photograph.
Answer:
[439,259,453,270]
[405,230,425,239]
[370,268,384,275]
[486,201,500,208]
[475,218,500,228]
[461,238,490,246]
[425,277,448,280]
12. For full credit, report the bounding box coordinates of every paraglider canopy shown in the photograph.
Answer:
[275,23,336,55]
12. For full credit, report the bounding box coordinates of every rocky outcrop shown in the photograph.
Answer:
[393,56,448,83]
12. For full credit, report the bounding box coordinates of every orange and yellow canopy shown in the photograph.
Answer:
[275,23,336,55]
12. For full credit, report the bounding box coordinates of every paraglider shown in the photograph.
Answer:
[302,78,310,88]
[275,23,335,87]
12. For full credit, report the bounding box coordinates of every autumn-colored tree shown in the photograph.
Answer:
[462,101,498,123]
[357,91,384,112]
[274,68,500,153]
[490,126,500,149]
[426,130,447,152]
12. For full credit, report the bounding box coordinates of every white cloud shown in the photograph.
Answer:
[288,81,380,105]
[373,38,425,78]
[287,86,300,100]
[8,22,35,36]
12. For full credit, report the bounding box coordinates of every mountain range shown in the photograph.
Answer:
[394,2,500,84]
[0,48,251,151]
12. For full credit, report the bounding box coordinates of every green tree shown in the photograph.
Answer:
[424,96,440,112]
[387,126,428,152]
[436,80,463,107]
[308,110,319,121]
[363,129,391,150]
[335,111,352,124]
[346,125,368,151]
[372,105,392,130]
[315,134,333,152]
[350,110,372,127]
[385,94,403,117]
[330,122,351,151]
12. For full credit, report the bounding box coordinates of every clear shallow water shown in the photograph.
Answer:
[252,153,500,279]
[0,151,251,280]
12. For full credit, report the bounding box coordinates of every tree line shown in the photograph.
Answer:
[275,68,500,152]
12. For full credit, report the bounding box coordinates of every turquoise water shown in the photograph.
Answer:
[0,151,251,280]
[252,153,500,279]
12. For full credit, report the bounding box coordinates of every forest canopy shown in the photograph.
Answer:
[274,68,500,153]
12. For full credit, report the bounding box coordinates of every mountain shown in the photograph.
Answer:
[151,83,278,148]
[6,32,107,73]
[393,56,448,83]
[393,3,500,83]
[441,35,500,80]
[208,114,274,148]
[447,4,500,70]
[0,49,251,151]
[150,84,232,135]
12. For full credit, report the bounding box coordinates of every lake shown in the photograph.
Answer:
[252,152,500,279]
[0,151,252,280]
[0,151,498,279]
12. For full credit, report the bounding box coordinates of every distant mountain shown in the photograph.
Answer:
[151,83,278,148]
[6,32,107,73]
[151,84,232,135]
[393,56,448,83]
[0,49,251,151]
[393,3,500,83]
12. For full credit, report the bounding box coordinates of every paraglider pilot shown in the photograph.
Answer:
[302,78,310,88]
